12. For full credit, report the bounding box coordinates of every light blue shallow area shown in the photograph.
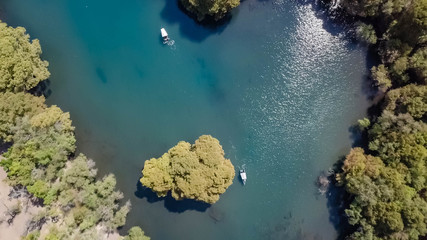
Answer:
[0,0,371,239]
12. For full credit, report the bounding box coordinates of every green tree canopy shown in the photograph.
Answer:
[410,47,427,81]
[140,135,235,204]
[0,21,50,92]
[63,154,97,190]
[329,0,427,239]
[180,0,240,21]
[358,117,371,130]
[338,148,427,239]
[0,20,147,239]
[383,84,427,119]
[368,111,427,190]
[356,22,378,45]
[0,106,76,186]
[371,64,392,92]
[0,92,45,142]
[124,226,151,240]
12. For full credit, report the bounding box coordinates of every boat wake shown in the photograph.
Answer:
[167,39,176,50]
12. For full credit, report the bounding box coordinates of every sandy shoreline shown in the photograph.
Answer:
[0,156,43,239]
[0,156,121,240]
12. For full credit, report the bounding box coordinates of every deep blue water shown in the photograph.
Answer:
[0,0,371,239]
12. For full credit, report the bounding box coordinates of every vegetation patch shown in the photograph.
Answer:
[0,20,149,239]
[140,135,235,204]
[330,0,427,238]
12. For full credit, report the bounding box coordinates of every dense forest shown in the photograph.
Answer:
[0,21,149,240]
[332,0,427,239]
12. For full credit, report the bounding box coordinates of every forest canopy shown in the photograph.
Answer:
[332,0,427,239]
[140,135,235,204]
[0,21,50,93]
[0,21,149,239]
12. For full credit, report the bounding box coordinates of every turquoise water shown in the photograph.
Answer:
[0,0,371,239]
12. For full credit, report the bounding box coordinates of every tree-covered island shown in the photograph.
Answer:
[180,0,240,22]
[140,135,235,204]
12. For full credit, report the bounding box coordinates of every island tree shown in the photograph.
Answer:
[140,135,235,204]
[180,0,240,22]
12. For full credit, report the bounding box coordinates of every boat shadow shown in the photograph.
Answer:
[134,181,210,213]
[160,0,231,43]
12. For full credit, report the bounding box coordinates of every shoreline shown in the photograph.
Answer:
[0,156,43,239]
[0,156,122,239]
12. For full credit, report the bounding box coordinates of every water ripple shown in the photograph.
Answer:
[240,4,354,188]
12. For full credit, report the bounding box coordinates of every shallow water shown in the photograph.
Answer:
[0,0,371,239]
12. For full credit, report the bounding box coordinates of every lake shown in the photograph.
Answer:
[0,0,371,239]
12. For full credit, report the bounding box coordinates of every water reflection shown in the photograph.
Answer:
[134,181,210,213]
[0,0,371,238]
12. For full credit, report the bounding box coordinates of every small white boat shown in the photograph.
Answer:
[160,28,169,44]
[240,169,247,185]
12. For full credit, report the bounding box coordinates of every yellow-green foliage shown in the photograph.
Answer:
[356,22,377,45]
[0,92,45,142]
[371,64,392,92]
[140,135,235,204]
[337,91,427,239]
[340,0,427,84]
[30,105,74,133]
[180,0,240,21]
[0,21,50,92]
[124,226,151,240]
[0,105,76,186]
[140,153,173,197]
[0,21,146,239]
[339,148,427,239]
[24,231,40,240]
[384,84,427,119]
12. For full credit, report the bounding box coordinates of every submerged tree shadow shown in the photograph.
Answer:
[134,181,210,213]
[160,0,232,43]
[95,67,108,84]
[348,124,370,148]
[29,79,52,98]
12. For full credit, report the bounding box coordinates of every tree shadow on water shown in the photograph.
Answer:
[325,158,356,240]
[160,0,231,43]
[134,181,210,213]
[30,79,52,98]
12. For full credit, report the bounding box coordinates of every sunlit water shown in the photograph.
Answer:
[0,0,371,239]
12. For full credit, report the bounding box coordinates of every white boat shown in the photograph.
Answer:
[160,28,169,44]
[240,169,247,185]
